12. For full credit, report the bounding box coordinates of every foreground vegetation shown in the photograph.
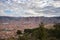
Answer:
[0,23,60,40]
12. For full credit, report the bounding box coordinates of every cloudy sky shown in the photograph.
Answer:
[0,0,60,17]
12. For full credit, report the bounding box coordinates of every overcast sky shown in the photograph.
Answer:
[0,0,60,17]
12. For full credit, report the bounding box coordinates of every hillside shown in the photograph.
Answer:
[0,16,60,38]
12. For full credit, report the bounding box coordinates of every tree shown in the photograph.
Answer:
[16,30,22,35]
[31,23,47,40]
[54,23,60,30]
[24,29,33,34]
[53,23,60,39]
[38,23,47,40]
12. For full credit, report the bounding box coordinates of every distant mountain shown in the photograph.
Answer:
[0,16,60,24]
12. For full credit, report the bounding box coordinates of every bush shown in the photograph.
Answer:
[16,30,22,35]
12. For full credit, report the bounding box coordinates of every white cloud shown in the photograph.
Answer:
[0,0,60,17]
[52,1,60,7]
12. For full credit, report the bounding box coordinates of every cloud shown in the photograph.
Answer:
[0,0,60,17]
[52,1,60,7]
[54,0,60,1]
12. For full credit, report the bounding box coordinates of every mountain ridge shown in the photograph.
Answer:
[0,16,60,25]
